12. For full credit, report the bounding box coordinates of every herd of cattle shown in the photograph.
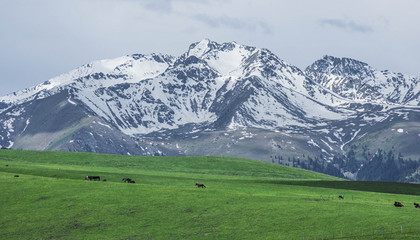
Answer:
[84,176,204,187]
[84,175,136,183]
[5,164,419,209]
[337,195,419,209]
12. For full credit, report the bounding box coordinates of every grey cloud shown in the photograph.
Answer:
[319,18,373,33]
[138,0,211,13]
[192,14,273,34]
[138,0,173,13]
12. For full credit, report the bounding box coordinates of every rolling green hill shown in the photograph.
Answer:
[1,150,420,239]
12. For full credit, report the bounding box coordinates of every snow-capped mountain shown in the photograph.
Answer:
[1,39,347,136]
[1,39,420,182]
[305,55,420,105]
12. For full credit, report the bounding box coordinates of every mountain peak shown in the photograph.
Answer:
[305,55,420,104]
[321,55,369,68]
[187,39,244,58]
[187,39,219,58]
[306,55,373,78]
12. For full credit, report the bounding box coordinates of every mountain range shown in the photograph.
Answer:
[1,39,420,182]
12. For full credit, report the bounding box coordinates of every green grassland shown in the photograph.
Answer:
[1,150,420,239]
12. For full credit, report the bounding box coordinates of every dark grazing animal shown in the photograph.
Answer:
[102,179,107,182]
[5,164,8,167]
[14,175,19,177]
[394,201,404,207]
[338,195,344,199]
[195,183,206,188]
[85,176,100,181]
[122,178,135,183]
[414,203,420,209]
[122,178,132,182]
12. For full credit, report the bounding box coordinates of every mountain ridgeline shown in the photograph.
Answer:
[1,39,420,182]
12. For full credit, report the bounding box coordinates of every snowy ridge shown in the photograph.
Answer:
[43,39,350,135]
[2,40,420,138]
[0,53,174,107]
[306,55,420,105]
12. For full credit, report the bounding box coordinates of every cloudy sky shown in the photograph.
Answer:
[1,0,419,96]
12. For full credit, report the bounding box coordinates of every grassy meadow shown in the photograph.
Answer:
[1,150,420,239]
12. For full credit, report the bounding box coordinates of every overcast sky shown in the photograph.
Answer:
[1,0,419,96]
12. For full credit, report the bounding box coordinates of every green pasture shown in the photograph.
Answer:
[1,150,420,239]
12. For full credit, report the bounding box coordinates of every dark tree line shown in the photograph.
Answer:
[271,146,420,181]
[356,149,420,181]
[330,145,420,181]
[296,155,344,178]
[271,154,345,178]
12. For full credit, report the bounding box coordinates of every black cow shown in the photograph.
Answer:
[128,180,135,183]
[85,176,100,181]
[394,201,404,207]
[195,183,206,188]
[5,165,8,167]
[14,175,19,177]
[122,178,132,182]
[338,195,344,199]
[414,203,420,209]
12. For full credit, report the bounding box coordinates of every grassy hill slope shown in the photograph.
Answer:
[1,150,420,239]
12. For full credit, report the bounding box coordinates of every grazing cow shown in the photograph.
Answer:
[195,183,206,188]
[122,178,132,183]
[394,201,404,207]
[414,203,420,209]
[5,165,8,167]
[14,175,19,177]
[85,176,100,181]
[122,178,135,183]
[338,195,344,199]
